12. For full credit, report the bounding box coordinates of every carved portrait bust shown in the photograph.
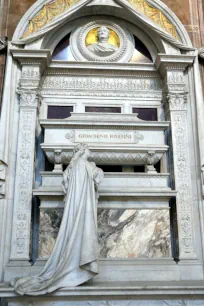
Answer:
[70,19,135,62]
[87,26,118,57]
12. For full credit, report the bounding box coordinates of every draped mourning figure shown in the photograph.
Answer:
[11,144,104,295]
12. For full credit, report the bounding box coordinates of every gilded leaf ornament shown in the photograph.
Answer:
[22,0,178,40]
[23,0,80,38]
[128,0,178,39]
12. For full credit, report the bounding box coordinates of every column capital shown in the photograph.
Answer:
[17,89,42,108]
[165,91,188,111]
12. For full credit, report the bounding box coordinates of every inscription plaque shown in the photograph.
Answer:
[65,130,144,144]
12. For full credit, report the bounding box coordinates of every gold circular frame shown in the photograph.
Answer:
[85,27,120,48]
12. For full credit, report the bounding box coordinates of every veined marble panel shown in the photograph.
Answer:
[39,209,171,259]
[98,209,171,258]
[38,209,63,258]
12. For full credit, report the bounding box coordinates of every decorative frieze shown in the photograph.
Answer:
[43,76,162,91]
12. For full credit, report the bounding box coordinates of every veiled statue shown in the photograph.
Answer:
[87,26,118,56]
[11,144,104,295]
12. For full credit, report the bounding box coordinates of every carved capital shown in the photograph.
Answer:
[166,92,188,111]
[17,89,41,108]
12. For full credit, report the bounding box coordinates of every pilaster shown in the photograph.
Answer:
[9,50,50,261]
[156,54,198,261]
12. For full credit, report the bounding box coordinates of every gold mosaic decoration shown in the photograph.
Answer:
[128,0,178,39]
[23,0,80,38]
[22,0,178,40]
[85,27,120,48]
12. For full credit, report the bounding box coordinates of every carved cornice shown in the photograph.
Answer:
[46,65,159,77]
[156,54,195,76]
[10,49,51,70]
[40,117,170,130]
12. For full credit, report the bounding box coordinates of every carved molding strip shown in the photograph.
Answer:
[41,90,162,99]
[46,69,160,78]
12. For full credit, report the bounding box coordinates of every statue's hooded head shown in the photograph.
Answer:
[73,143,91,160]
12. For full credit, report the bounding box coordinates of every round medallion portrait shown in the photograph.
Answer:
[85,26,120,57]
[70,19,134,62]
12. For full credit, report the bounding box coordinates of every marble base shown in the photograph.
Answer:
[38,209,171,259]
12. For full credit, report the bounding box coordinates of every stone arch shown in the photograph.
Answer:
[11,0,193,52]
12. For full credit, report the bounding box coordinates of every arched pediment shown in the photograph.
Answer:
[12,0,194,51]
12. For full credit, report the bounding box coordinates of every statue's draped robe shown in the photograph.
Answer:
[11,157,103,295]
